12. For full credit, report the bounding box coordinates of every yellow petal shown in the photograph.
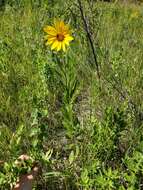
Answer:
[51,40,59,50]
[63,24,70,34]
[65,35,74,42]
[57,42,62,51]
[45,40,53,45]
[54,20,61,33]
[62,42,66,52]
[60,21,70,35]
[43,26,57,36]
[64,39,69,46]
[59,21,64,28]
[48,36,56,42]
[44,35,56,42]
[45,36,56,45]
[60,21,66,32]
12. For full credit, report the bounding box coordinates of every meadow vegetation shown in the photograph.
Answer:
[0,0,143,189]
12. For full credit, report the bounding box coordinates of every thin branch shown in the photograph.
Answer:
[77,0,101,80]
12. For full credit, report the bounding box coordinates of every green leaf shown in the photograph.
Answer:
[81,169,89,185]
[69,150,75,165]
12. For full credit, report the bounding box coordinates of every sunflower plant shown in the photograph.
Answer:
[43,19,79,138]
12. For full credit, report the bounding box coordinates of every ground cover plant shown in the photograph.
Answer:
[0,0,143,189]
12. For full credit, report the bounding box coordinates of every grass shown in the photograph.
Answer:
[0,0,143,189]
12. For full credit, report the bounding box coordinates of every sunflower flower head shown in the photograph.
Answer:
[44,20,74,52]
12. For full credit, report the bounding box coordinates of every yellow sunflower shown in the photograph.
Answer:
[44,20,74,52]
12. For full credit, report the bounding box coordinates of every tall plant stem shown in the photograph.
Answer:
[77,0,101,81]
